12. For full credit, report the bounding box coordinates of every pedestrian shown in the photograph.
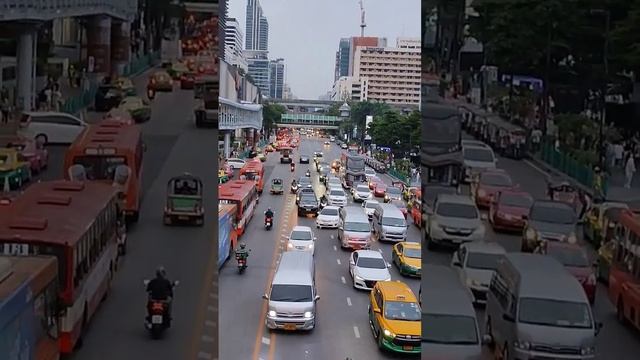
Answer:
[614,142,624,167]
[625,155,636,189]
[51,83,62,112]
[531,127,542,153]
[68,65,76,88]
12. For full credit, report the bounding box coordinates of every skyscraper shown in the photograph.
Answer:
[334,38,350,81]
[269,58,285,99]
[245,0,268,51]
[245,50,270,96]
[225,18,248,71]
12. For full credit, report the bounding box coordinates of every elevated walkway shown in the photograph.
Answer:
[276,113,342,129]
[0,0,136,21]
[219,97,262,131]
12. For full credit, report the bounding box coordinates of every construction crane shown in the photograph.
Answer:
[358,0,366,36]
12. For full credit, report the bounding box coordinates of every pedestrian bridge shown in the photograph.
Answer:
[219,97,263,131]
[276,113,342,129]
[0,0,136,21]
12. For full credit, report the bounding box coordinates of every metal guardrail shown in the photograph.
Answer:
[0,0,137,21]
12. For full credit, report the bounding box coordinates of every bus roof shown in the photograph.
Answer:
[219,180,256,202]
[0,181,120,246]
[66,120,141,156]
[241,160,263,172]
[0,255,57,304]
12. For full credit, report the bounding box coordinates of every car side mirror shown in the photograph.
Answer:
[502,313,515,322]
[173,280,180,287]
[387,262,391,268]
[338,226,343,230]
[595,321,603,336]
[143,279,150,286]
[314,295,320,301]
[481,213,488,221]
[373,307,381,314]
[521,214,528,220]
[262,294,269,300]
[482,334,493,345]
[452,260,461,267]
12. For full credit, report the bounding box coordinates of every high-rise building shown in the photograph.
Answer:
[225,17,248,71]
[352,38,421,105]
[269,58,285,99]
[349,36,387,75]
[245,0,269,51]
[245,49,270,96]
[334,38,351,81]
[331,76,367,102]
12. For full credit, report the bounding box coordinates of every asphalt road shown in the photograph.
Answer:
[420,135,640,359]
[38,72,220,360]
[219,137,421,360]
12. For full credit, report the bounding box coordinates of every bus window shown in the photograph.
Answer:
[73,156,128,180]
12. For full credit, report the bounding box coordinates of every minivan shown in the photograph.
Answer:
[421,264,484,358]
[338,206,372,249]
[484,253,602,360]
[19,111,88,145]
[263,251,319,331]
[372,203,408,242]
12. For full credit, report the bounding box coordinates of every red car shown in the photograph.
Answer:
[545,241,597,304]
[6,137,48,174]
[489,191,533,232]
[368,176,381,190]
[373,181,387,197]
[180,72,196,89]
[473,170,515,208]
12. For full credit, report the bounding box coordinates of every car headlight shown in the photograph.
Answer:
[268,310,276,317]
[466,278,480,287]
[308,243,314,249]
[303,311,313,319]
[354,274,363,281]
[287,243,293,249]
[525,228,537,240]
[383,328,396,338]
[514,340,531,350]
[581,346,596,355]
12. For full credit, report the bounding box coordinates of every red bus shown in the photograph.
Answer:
[218,180,258,237]
[239,159,265,194]
[0,255,60,360]
[0,180,123,354]
[608,209,640,331]
[63,120,145,222]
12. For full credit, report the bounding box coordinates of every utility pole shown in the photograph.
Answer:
[541,18,552,136]
[591,8,610,170]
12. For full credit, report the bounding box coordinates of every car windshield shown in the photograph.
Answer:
[365,202,378,208]
[330,190,344,197]
[365,169,375,176]
[424,188,457,207]
[481,173,512,187]
[466,252,502,270]
[382,216,406,227]
[518,298,593,328]
[300,195,316,203]
[357,185,369,192]
[356,256,386,269]
[403,247,421,258]
[464,148,494,162]
[436,203,478,219]
[421,314,479,344]
[272,179,282,185]
[298,178,311,185]
[72,156,127,180]
[387,187,401,195]
[270,284,313,302]
[500,193,533,208]
[391,200,406,210]
[301,155,308,159]
[547,246,590,267]
[530,205,575,224]
[344,221,371,232]
[320,208,338,216]
[290,230,312,241]
[384,301,421,321]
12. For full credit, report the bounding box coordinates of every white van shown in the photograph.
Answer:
[19,111,87,144]
[372,203,408,242]
[338,206,372,249]
[263,252,319,331]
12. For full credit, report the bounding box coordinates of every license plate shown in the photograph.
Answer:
[151,315,163,324]
[283,323,296,331]
[403,346,413,351]
[178,216,189,220]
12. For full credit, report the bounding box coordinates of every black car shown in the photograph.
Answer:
[300,155,310,164]
[296,187,315,204]
[94,85,124,112]
[297,193,319,216]
[298,177,313,189]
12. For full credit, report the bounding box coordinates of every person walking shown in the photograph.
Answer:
[614,142,624,168]
[625,155,637,189]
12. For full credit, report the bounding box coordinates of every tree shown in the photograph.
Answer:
[610,0,640,76]
[369,110,421,154]
[262,103,287,136]
[348,101,392,141]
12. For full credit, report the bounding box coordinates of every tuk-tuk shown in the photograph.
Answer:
[163,174,204,226]
[270,178,284,194]
[546,179,579,211]
[410,198,422,228]
[583,202,629,247]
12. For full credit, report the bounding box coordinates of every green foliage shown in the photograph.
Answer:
[610,0,640,74]
[348,101,393,139]
[262,103,287,135]
[368,110,421,153]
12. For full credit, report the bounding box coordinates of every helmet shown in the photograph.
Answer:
[239,243,246,249]
[156,266,166,278]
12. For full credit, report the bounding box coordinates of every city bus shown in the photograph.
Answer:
[0,255,60,360]
[608,209,640,331]
[218,204,238,268]
[239,159,265,194]
[218,180,258,237]
[0,180,123,354]
[63,120,144,222]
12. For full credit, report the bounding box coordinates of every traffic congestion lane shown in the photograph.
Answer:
[70,77,219,360]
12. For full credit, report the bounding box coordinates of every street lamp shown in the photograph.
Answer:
[590,8,610,169]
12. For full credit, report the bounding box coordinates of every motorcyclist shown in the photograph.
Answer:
[146,266,174,320]
[235,243,250,261]
[305,169,311,177]
[291,179,298,188]
[291,162,295,171]
[264,208,274,223]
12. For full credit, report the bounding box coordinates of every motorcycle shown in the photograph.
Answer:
[265,216,273,230]
[291,183,299,193]
[291,164,295,172]
[143,280,179,339]
[305,170,311,177]
[235,251,249,274]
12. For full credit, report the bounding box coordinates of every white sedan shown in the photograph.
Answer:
[349,250,391,290]
[316,206,340,229]
[352,184,372,202]
[327,188,347,207]
[362,199,379,220]
[226,158,246,169]
[286,225,316,255]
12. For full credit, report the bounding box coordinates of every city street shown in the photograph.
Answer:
[35,72,220,360]
[219,137,420,360]
[422,136,640,360]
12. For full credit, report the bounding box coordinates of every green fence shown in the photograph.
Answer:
[388,167,410,186]
[538,141,608,196]
[62,52,158,115]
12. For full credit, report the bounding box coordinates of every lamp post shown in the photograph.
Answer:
[590,8,610,170]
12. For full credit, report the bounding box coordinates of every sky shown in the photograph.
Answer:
[227,0,421,99]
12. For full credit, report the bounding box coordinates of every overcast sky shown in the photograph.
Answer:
[227,0,420,99]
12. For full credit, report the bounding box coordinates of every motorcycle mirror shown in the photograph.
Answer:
[143,279,150,286]
[262,294,269,300]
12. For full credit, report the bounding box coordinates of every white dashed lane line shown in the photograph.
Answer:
[333,245,337,251]
[353,326,361,338]
[336,258,341,265]
[341,276,346,284]
[346,297,352,306]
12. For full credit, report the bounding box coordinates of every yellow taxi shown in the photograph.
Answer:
[368,281,421,354]
[391,242,421,277]
[257,152,266,162]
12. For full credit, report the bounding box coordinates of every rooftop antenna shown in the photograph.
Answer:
[359,0,366,37]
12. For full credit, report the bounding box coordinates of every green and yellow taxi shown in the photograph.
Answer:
[392,242,421,277]
[257,152,267,162]
[114,77,137,96]
[117,96,152,123]
[583,202,628,247]
[368,281,421,354]
[0,148,32,191]
[167,61,190,80]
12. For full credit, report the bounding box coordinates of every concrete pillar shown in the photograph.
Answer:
[86,15,111,74]
[224,132,231,159]
[16,30,36,111]
[111,20,131,76]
